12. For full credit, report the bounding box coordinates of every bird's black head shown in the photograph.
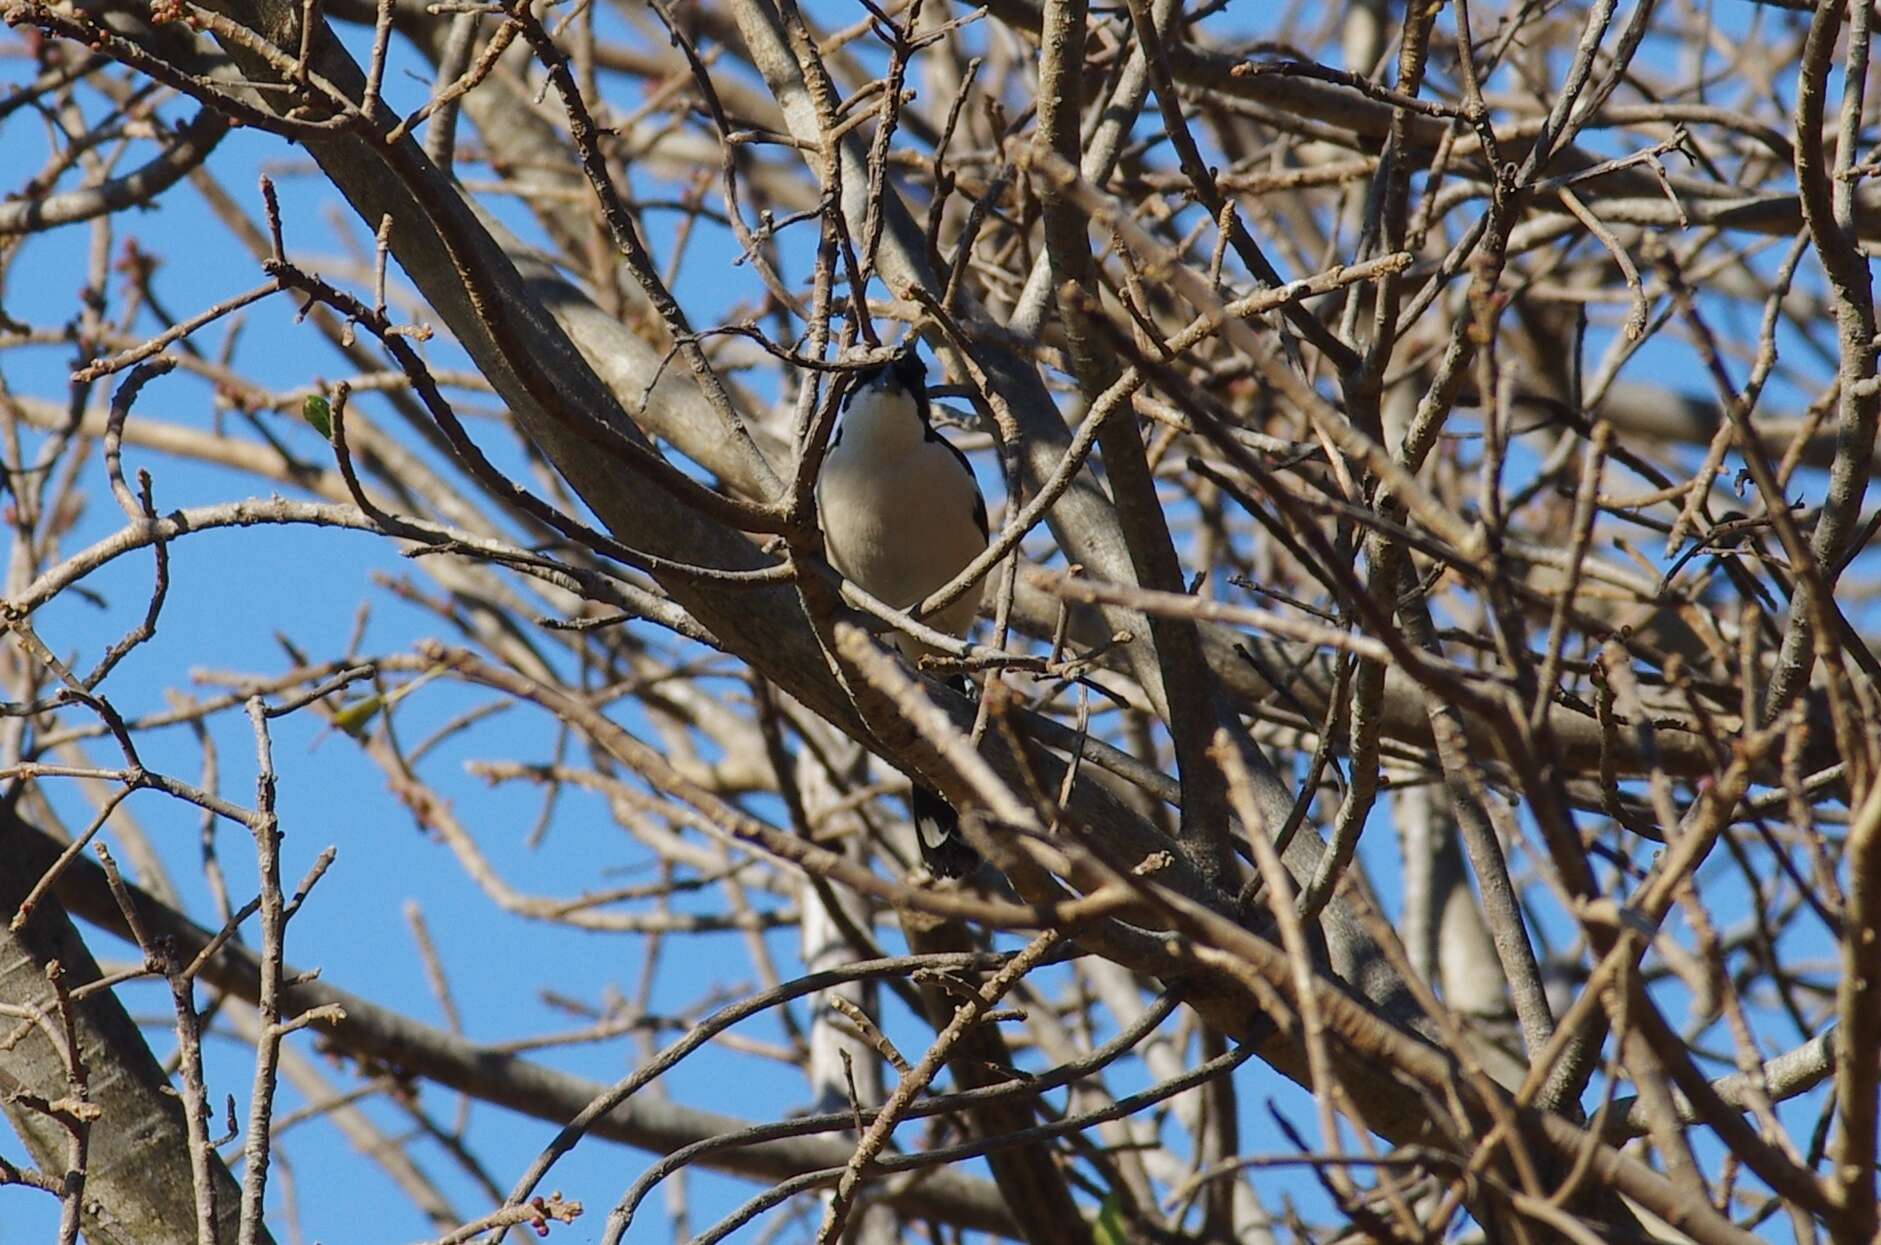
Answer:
[842,344,931,421]
[889,347,926,395]
[848,346,925,394]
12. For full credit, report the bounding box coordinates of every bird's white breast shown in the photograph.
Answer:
[817,421,987,644]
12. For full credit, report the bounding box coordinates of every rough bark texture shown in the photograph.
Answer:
[1,812,258,1245]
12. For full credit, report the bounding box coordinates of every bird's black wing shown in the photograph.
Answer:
[927,426,990,542]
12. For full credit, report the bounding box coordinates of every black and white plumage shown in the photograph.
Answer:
[816,349,988,879]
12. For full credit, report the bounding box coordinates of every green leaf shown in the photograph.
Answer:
[302,394,332,440]
[1093,1194,1129,1245]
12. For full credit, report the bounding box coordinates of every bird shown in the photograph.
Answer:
[816,347,989,879]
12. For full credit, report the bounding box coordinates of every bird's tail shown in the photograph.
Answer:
[910,674,981,879]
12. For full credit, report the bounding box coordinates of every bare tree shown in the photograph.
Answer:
[0,0,1875,1241]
